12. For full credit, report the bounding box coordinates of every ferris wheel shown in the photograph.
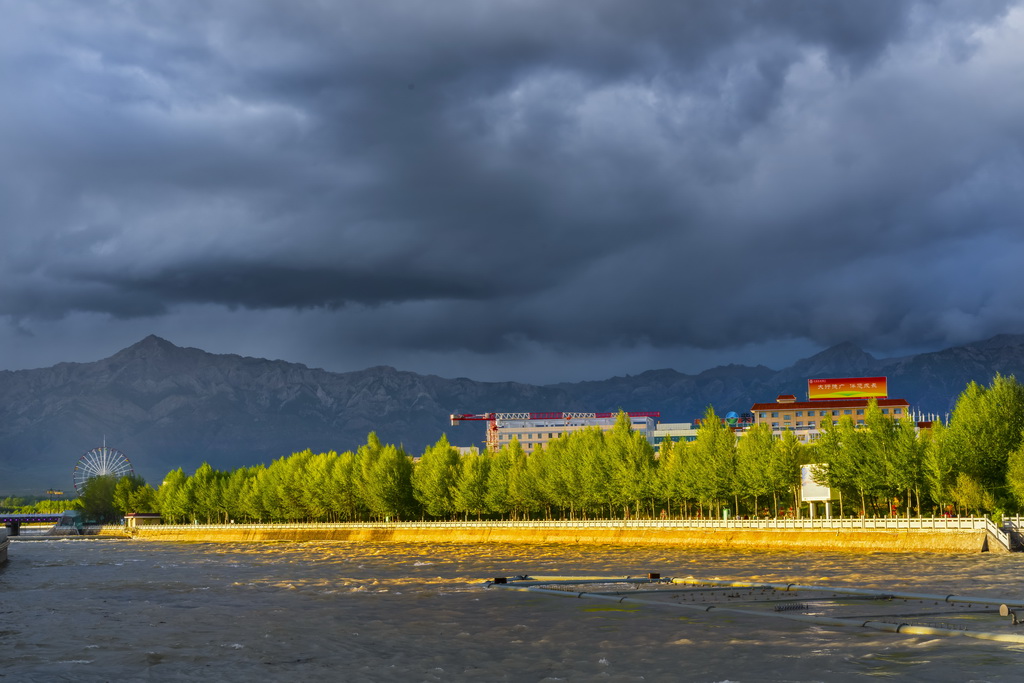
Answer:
[73,445,134,493]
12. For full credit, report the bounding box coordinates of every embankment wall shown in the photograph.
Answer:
[123,524,996,553]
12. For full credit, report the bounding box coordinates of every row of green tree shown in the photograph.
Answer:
[20,375,1024,523]
[817,374,1024,518]
[7,476,159,524]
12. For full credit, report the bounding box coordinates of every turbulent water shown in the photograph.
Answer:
[3,539,1024,682]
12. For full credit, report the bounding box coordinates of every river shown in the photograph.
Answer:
[3,539,1024,681]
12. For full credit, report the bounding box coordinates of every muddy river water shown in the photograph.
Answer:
[3,539,1024,681]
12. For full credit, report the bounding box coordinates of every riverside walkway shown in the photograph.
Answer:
[115,516,1022,553]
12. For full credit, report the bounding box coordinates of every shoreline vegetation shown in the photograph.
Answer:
[7,375,1024,537]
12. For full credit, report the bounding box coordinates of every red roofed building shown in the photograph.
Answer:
[751,394,911,442]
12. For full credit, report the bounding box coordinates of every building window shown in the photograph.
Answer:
[796,421,803,427]
[857,409,864,415]
[882,409,889,415]
[808,421,815,428]
[759,412,766,419]
[832,410,839,416]
[857,420,865,425]
[844,410,852,415]
[894,408,902,415]
[771,422,779,428]
[771,412,779,418]
[795,411,803,417]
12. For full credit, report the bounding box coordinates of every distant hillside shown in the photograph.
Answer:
[3,334,1024,494]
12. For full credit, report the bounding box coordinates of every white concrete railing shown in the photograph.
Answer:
[135,517,1001,532]
[985,518,1012,551]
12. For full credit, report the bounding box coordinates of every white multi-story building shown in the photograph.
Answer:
[450,411,659,453]
[650,422,701,445]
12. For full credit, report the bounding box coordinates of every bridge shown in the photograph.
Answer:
[0,511,82,536]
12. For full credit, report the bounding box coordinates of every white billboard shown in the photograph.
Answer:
[800,464,831,502]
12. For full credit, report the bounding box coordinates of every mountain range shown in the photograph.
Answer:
[4,333,1024,495]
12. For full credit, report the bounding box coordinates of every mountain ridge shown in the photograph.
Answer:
[4,334,1024,494]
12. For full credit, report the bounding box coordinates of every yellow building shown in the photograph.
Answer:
[751,394,911,442]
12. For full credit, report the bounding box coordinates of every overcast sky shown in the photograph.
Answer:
[2,1,1024,383]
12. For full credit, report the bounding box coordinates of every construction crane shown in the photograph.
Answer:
[450,411,661,452]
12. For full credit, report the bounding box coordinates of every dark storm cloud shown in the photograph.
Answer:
[2,0,1024,378]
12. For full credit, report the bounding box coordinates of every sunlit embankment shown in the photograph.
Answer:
[121,519,1004,553]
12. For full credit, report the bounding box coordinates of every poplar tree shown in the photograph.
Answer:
[525,443,557,519]
[944,375,1024,490]
[80,474,120,524]
[239,467,270,522]
[224,466,263,522]
[261,455,304,521]
[542,436,587,519]
[304,452,338,521]
[862,400,899,513]
[361,444,414,521]
[112,475,156,515]
[484,448,512,517]
[157,468,191,523]
[814,417,859,516]
[688,406,736,516]
[606,411,656,517]
[735,423,775,515]
[773,430,805,516]
[573,427,611,518]
[504,439,536,520]
[189,462,228,523]
[888,414,924,516]
[922,420,955,512]
[453,451,490,520]
[1005,441,1024,508]
[655,437,688,517]
[355,432,385,517]
[413,435,462,518]
[329,452,362,521]
[840,417,880,515]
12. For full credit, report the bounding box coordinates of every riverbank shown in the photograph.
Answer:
[10,536,1023,681]
[121,521,1004,553]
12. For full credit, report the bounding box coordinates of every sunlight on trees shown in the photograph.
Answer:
[140,380,1024,523]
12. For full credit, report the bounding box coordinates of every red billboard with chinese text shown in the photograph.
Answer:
[807,377,888,401]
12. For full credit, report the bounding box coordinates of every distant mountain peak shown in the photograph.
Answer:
[818,341,870,358]
[804,341,874,364]
[132,334,178,350]
[108,335,194,363]
[784,341,878,379]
